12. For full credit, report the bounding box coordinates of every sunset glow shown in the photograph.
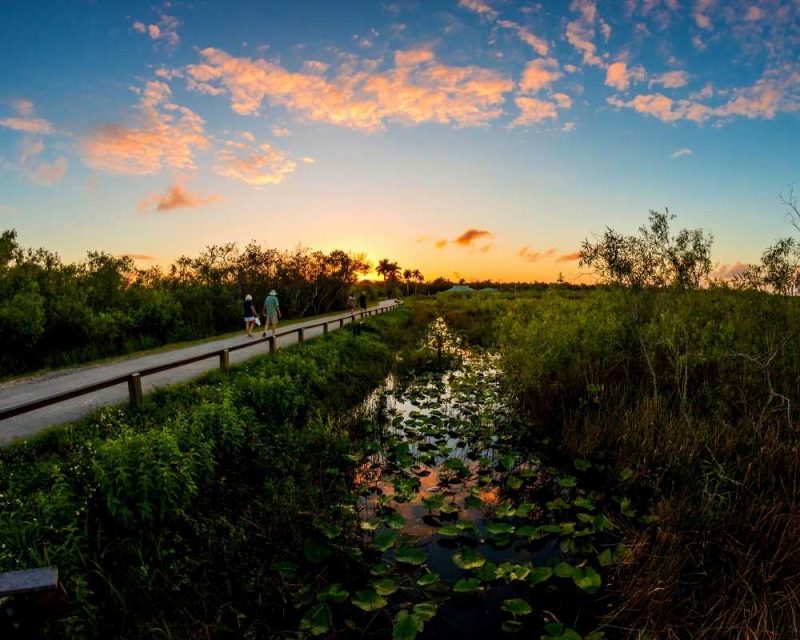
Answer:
[1,0,798,281]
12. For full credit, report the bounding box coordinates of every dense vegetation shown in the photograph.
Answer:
[0,230,405,377]
[0,307,429,638]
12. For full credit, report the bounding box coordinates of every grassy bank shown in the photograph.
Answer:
[498,286,800,638]
[0,306,424,638]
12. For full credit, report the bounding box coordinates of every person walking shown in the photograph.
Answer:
[243,294,257,337]
[262,289,281,338]
[359,291,367,312]
[346,294,356,313]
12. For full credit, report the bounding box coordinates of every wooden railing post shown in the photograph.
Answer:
[323,322,328,334]
[269,336,276,353]
[298,327,305,342]
[127,373,142,407]
[219,349,230,371]
[339,318,344,328]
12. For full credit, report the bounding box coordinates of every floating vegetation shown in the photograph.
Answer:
[283,319,639,638]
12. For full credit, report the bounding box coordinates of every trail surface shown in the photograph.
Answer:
[0,301,397,445]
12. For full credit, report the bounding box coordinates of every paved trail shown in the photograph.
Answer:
[0,302,397,445]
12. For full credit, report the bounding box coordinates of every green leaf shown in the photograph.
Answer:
[501,598,532,616]
[386,511,406,529]
[317,583,349,603]
[486,522,515,535]
[423,494,445,510]
[300,602,331,636]
[464,495,483,509]
[453,577,482,593]
[393,611,423,640]
[500,454,516,471]
[413,601,439,621]
[573,566,602,594]
[507,476,523,490]
[574,458,592,471]
[416,572,441,587]
[515,503,535,517]
[502,619,524,633]
[597,549,614,567]
[371,561,392,576]
[445,458,469,475]
[394,546,427,566]
[554,562,575,578]
[515,525,538,539]
[351,590,388,612]
[304,538,330,563]
[528,566,553,585]
[374,529,399,552]
[273,560,298,579]
[476,561,499,581]
[452,547,486,570]
[372,578,399,596]
[437,524,462,537]
[558,476,577,488]
[439,502,460,514]
[317,522,342,540]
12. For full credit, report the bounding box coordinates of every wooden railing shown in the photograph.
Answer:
[0,303,402,424]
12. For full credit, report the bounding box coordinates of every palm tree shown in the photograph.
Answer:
[376,259,401,298]
[402,269,413,296]
[412,269,424,294]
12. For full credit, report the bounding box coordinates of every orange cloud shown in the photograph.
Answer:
[496,20,549,56]
[566,0,605,68]
[512,96,561,126]
[132,11,180,51]
[649,70,690,88]
[455,229,493,246]
[185,47,513,131]
[605,61,646,91]
[518,246,542,262]
[0,99,53,134]
[519,58,562,93]
[117,253,155,261]
[557,251,582,262]
[17,135,66,185]
[138,180,221,212]
[435,239,448,249]
[458,0,498,19]
[712,261,749,280]
[214,139,297,185]
[81,81,208,175]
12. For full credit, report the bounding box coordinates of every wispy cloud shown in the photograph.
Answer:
[566,0,605,68]
[671,147,693,159]
[557,251,582,262]
[455,229,493,246]
[0,99,53,134]
[519,58,563,93]
[138,179,221,212]
[116,253,156,261]
[81,81,208,175]
[132,9,180,52]
[605,61,646,91]
[435,239,448,249]
[458,0,498,20]
[650,70,690,89]
[214,139,298,185]
[185,46,513,131]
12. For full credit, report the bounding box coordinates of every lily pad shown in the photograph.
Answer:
[452,547,486,570]
[486,522,515,535]
[351,590,388,612]
[501,619,524,633]
[372,578,400,596]
[394,546,428,566]
[416,571,441,587]
[453,577,482,593]
[386,511,406,529]
[501,598,532,616]
[413,601,439,621]
[572,566,602,594]
[528,566,553,585]
[464,495,483,509]
[393,611,423,640]
[374,529,399,552]
[300,602,331,636]
[317,583,349,603]
[554,562,575,578]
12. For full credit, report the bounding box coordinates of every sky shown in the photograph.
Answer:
[0,0,798,282]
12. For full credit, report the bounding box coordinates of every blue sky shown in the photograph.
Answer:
[0,0,798,281]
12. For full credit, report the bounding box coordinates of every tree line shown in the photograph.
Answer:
[0,230,426,376]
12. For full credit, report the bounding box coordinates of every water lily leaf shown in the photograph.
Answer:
[274,560,298,579]
[300,602,331,636]
[476,561,499,581]
[598,549,614,567]
[573,497,596,510]
[515,525,537,539]
[574,458,592,471]
[445,458,469,475]
[386,511,406,530]
[497,562,530,581]
[394,546,427,566]
[416,572,441,587]
[437,524,462,537]
[618,467,634,482]
[507,476,523,490]
[495,503,516,518]
[528,566,553,585]
[558,476,577,488]
[316,522,342,539]
[487,522,515,535]
[361,520,381,531]
[554,562,575,578]
[374,529,399,552]
[592,514,614,531]
[502,619,524,633]
[351,590,387,612]
[393,611,423,640]
[423,494,445,510]
[500,454,516,471]
[464,495,483,509]
[539,524,563,534]
[372,578,399,596]
[371,561,392,576]
[501,598,532,616]
[317,583,349,603]
[304,538,331,563]
[546,498,569,511]
[439,502,460,514]
[413,601,439,621]
[452,577,482,593]
[515,503,535,517]
[573,566,602,594]
[452,547,486,570]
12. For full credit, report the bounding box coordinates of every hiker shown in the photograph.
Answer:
[359,291,367,312]
[243,294,257,337]
[346,294,356,313]
[262,289,281,338]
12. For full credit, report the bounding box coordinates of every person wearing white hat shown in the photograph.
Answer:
[262,289,281,338]
[243,294,257,337]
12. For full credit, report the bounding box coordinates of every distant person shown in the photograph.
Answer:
[346,294,356,313]
[243,294,257,337]
[262,289,281,338]
[359,291,367,312]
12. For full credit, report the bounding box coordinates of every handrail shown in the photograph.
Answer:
[0,303,402,423]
